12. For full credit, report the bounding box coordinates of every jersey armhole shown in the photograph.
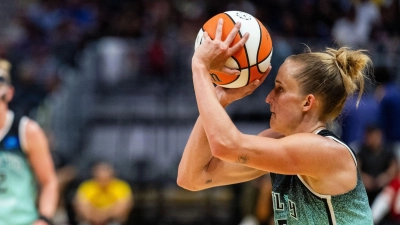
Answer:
[19,116,29,153]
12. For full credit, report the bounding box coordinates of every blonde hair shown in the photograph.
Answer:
[287,47,372,122]
[0,59,11,84]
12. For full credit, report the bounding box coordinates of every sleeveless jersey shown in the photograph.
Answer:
[270,129,373,225]
[0,111,38,225]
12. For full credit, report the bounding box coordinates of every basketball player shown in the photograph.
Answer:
[177,19,373,224]
[0,59,58,225]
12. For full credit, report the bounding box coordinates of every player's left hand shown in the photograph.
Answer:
[216,66,271,107]
[192,18,249,73]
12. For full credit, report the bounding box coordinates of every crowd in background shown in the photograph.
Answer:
[0,0,399,224]
[1,0,399,118]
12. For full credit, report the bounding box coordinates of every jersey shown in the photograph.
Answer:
[0,111,38,225]
[270,129,373,225]
[76,179,132,209]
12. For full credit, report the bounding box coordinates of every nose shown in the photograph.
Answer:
[266,90,274,105]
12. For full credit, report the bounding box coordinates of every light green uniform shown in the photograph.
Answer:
[271,129,373,225]
[0,112,38,225]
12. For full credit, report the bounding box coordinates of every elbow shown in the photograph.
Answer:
[176,176,203,192]
[176,168,206,192]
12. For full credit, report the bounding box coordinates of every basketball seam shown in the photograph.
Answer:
[256,47,273,73]
[224,12,251,86]
[256,20,263,74]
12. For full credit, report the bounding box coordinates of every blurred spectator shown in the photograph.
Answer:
[26,0,64,34]
[74,160,133,225]
[356,0,381,37]
[12,44,60,117]
[357,125,397,204]
[332,5,362,48]
[332,0,381,48]
[339,90,379,147]
[374,66,400,145]
[0,59,58,225]
[371,160,400,225]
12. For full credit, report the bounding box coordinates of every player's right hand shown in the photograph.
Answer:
[216,66,271,107]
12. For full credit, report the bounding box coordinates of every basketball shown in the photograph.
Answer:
[194,11,273,88]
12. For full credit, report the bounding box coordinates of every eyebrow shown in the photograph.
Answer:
[275,79,283,85]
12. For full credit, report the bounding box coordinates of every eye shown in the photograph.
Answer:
[277,86,283,92]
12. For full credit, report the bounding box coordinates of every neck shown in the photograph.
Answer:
[285,121,326,136]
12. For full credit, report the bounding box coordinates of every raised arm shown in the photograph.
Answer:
[177,67,272,191]
[189,18,358,195]
[177,115,271,191]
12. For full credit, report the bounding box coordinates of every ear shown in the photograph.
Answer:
[302,94,315,112]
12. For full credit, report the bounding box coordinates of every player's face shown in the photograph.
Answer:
[0,73,13,105]
[266,60,306,135]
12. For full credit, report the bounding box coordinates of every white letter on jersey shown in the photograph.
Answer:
[272,192,285,211]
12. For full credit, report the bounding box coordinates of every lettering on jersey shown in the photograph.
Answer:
[0,153,23,172]
[288,199,298,219]
[272,192,284,211]
[210,73,221,82]
[276,219,287,225]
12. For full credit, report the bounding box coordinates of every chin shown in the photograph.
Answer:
[269,120,283,134]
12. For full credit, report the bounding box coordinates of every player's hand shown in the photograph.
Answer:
[216,66,271,107]
[192,18,249,73]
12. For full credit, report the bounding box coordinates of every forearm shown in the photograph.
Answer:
[37,178,59,218]
[192,62,240,155]
[177,116,215,190]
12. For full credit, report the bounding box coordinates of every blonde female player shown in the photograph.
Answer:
[177,19,373,224]
[0,60,58,225]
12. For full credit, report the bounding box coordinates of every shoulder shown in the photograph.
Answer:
[280,132,341,149]
[111,179,131,190]
[21,118,47,144]
[24,119,44,136]
[19,118,49,155]
[283,133,355,174]
[111,179,132,197]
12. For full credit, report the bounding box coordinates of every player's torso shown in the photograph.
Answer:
[270,173,372,225]
[270,129,373,225]
[0,111,38,225]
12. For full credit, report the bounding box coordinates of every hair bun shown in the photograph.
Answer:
[326,47,372,95]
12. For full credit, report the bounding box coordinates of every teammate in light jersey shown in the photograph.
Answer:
[0,59,58,225]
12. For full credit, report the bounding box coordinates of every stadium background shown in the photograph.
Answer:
[0,0,399,224]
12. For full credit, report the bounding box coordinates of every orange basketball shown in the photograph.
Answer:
[194,11,273,88]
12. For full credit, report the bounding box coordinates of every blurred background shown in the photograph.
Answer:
[0,0,399,224]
